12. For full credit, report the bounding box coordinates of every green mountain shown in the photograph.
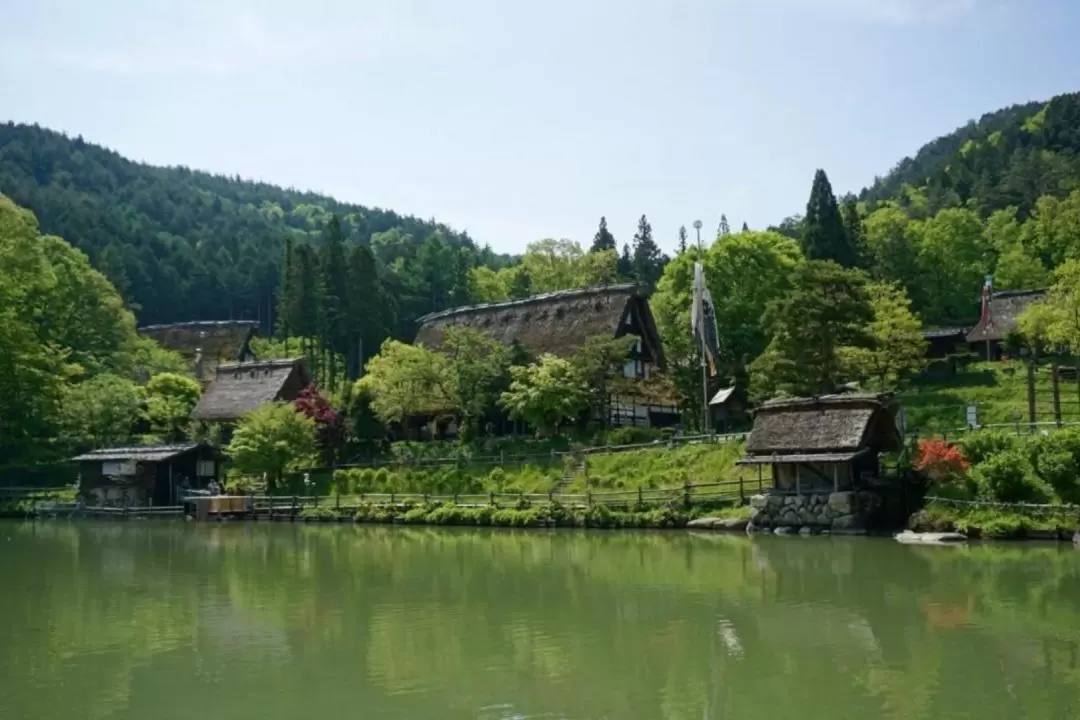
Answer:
[860,91,1080,218]
[0,122,508,336]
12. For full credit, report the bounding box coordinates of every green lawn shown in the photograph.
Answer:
[900,360,1080,434]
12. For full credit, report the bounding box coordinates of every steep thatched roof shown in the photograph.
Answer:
[743,394,901,459]
[414,284,665,365]
[966,290,1046,343]
[72,443,216,463]
[190,358,310,422]
[139,321,258,363]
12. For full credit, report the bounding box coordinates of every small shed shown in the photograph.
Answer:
[73,443,221,506]
[709,386,744,432]
[922,327,971,359]
[737,394,902,494]
[190,357,311,424]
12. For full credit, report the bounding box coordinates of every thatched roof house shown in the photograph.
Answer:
[739,394,902,493]
[415,284,666,368]
[966,290,1045,345]
[190,358,311,423]
[139,321,258,373]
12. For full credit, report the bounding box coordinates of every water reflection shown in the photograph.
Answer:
[1,521,1079,720]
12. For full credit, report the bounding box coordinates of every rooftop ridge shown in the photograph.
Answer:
[417,284,641,325]
[138,320,259,331]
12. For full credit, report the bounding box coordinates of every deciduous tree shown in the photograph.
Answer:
[227,402,317,491]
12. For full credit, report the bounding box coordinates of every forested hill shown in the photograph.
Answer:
[0,122,508,335]
[859,91,1080,218]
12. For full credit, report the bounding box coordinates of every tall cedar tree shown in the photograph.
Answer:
[345,243,383,379]
[840,197,868,267]
[677,226,688,255]
[751,260,873,398]
[802,170,858,267]
[718,214,731,238]
[449,247,474,307]
[741,221,750,231]
[320,216,350,391]
[631,215,665,289]
[292,243,322,377]
[591,216,617,253]
[276,235,294,344]
[618,243,633,279]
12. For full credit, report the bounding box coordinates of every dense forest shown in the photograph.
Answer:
[6,90,1080,475]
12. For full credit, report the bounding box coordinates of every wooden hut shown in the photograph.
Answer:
[737,394,902,494]
[966,289,1046,360]
[190,357,311,426]
[73,443,221,506]
[414,284,677,428]
[138,320,258,380]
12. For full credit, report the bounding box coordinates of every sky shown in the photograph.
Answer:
[2,0,1079,255]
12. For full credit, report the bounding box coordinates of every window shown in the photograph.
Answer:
[197,460,216,477]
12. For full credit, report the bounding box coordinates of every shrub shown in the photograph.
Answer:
[373,467,390,490]
[914,439,970,483]
[958,430,1016,466]
[971,449,1046,503]
[603,427,663,447]
[332,469,351,494]
[1026,433,1080,504]
[488,467,507,491]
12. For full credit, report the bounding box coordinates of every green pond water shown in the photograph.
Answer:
[2,521,1080,720]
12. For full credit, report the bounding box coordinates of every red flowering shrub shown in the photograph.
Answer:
[915,439,970,483]
[293,385,344,462]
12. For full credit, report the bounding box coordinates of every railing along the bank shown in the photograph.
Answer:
[250,476,758,515]
[925,495,1080,518]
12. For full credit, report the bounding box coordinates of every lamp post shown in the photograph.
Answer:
[692,220,709,433]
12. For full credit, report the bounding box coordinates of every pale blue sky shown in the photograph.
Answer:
[2,0,1077,254]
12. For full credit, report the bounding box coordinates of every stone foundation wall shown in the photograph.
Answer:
[748,491,882,535]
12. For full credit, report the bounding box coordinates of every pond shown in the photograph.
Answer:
[2,521,1079,719]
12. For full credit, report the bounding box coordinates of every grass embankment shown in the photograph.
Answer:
[901,360,1080,434]
[325,440,758,498]
[300,499,753,529]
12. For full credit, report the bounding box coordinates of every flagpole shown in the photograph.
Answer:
[694,220,709,435]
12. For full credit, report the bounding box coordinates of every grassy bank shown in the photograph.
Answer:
[908,502,1076,539]
[901,360,1080,433]
[299,500,752,530]
[323,440,758,498]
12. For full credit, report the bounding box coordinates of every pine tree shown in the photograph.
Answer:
[618,243,633,279]
[320,215,350,391]
[509,266,532,299]
[742,221,749,231]
[449,247,474,307]
[346,243,383,379]
[275,236,294,346]
[840,197,868,268]
[718,214,731,238]
[803,169,857,266]
[292,243,322,379]
[677,226,688,255]
[591,216,616,253]
[631,215,665,289]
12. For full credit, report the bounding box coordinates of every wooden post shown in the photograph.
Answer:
[758,464,763,492]
[1053,363,1063,428]
[739,476,745,503]
[1028,359,1037,433]
[795,464,801,496]
[832,465,839,494]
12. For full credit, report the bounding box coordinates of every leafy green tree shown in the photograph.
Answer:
[917,208,991,324]
[570,335,636,427]
[356,340,452,425]
[59,374,144,450]
[591,216,616,253]
[500,355,589,435]
[652,230,803,414]
[1016,259,1080,353]
[469,266,510,303]
[227,402,317,491]
[145,373,202,441]
[631,215,666,289]
[508,266,533,299]
[844,282,927,391]
[677,226,688,255]
[863,206,924,307]
[802,170,858,267]
[442,327,511,440]
[994,241,1047,290]
[750,261,873,399]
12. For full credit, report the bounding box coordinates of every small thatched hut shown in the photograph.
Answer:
[190,358,311,425]
[738,394,902,494]
[138,320,259,378]
[73,443,221,506]
[415,284,676,428]
[966,289,1046,360]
